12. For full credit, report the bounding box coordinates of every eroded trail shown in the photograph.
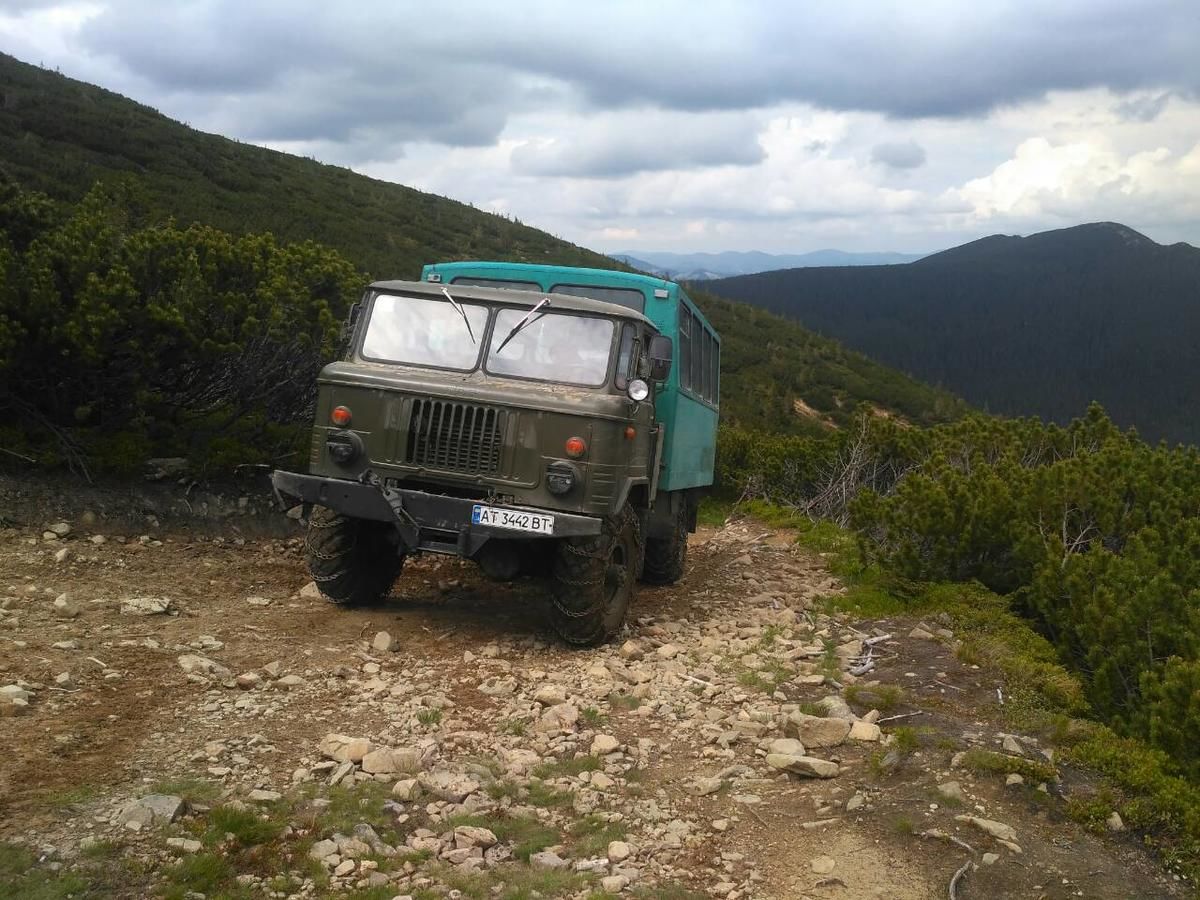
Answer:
[0,514,1184,899]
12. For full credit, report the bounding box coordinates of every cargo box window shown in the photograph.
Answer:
[361,293,488,371]
[550,284,645,313]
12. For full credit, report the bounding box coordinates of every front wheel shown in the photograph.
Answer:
[549,507,642,646]
[641,498,688,585]
[304,507,404,606]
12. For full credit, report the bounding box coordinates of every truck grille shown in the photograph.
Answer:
[406,399,507,474]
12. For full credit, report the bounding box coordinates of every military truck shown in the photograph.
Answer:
[271,263,720,645]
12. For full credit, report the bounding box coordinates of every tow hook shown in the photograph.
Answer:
[359,469,420,549]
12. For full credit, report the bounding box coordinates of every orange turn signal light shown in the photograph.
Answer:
[624,426,636,440]
[330,405,353,427]
[564,436,587,458]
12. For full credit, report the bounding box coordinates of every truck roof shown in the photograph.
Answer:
[369,279,657,329]
[424,260,676,292]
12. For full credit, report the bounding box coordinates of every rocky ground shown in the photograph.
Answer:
[0,501,1189,899]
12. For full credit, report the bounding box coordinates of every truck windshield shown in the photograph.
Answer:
[486,309,614,387]
[361,293,488,370]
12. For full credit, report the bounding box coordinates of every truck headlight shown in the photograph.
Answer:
[325,431,363,466]
[546,461,578,495]
[627,379,650,401]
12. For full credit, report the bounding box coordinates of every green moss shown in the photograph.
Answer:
[205,805,283,848]
[532,755,600,779]
[844,683,906,713]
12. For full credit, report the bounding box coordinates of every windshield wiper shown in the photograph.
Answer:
[440,287,476,344]
[495,296,551,354]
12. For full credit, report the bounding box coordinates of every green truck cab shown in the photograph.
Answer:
[271,263,720,645]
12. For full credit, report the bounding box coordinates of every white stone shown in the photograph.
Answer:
[122,597,171,616]
[372,631,396,653]
[955,815,1018,843]
[590,734,620,756]
[766,753,839,778]
[849,721,882,741]
[810,855,836,875]
[607,840,632,863]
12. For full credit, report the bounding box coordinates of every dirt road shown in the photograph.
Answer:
[0,504,1185,899]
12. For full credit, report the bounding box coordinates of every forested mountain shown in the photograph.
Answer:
[0,53,965,472]
[613,248,926,279]
[709,223,1200,444]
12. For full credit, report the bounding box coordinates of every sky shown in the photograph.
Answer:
[1,0,1198,254]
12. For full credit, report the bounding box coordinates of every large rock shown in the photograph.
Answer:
[454,825,498,849]
[123,597,172,616]
[177,655,231,679]
[590,734,620,756]
[849,721,882,741]
[418,770,480,803]
[320,733,374,763]
[955,815,1018,843]
[372,631,396,653]
[786,712,851,748]
[534,684,567,706]
[536,703,579,732]
[121,794,184,829]
[766,753,840,778]
[768,738,806,756]
[361,747,424,775]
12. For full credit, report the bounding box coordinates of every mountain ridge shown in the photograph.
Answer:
[709,222,1200,444]
[612,248,927,279]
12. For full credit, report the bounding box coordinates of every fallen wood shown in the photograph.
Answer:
[949,859,976,900]
[877,710,924,723]
[921,828,975,854]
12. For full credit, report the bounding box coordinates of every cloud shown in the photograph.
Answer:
[510,110,765,178]
[1114,92,1172,123]
[18,0,1195,156]
[871,141,927,170]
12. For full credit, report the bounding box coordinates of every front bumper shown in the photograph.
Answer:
[271,470,602,555]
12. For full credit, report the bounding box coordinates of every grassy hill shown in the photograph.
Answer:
[0,52,964,449]
[710,222,1200,444]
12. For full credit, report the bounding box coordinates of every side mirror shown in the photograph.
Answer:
[647,334,673,382]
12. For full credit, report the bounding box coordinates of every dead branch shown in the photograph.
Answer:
[949,859,976,900]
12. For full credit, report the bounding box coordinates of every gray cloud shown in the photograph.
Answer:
[511,112,765,178]
[1114,92,1172,122]
[52,0,1200,154]
[872,141,927,170]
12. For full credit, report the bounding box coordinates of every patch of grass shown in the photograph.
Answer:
[580,707,606,727]
[44,783,101,811]
[205,805,283,848]
[844,683,906,713]
[448,815,560,863]
[486,779,522,802]
[417,708,443,726]
[524,781,571,809]
[501,718,528,737]
[960,749,1058,784]
[696,497,734,528]
[150,777,221,806]
[891,814,916,836]
[162,851,232,898]
[629,884,708,900]
[794,701,828,717]
[757,624,785,649]
[79,839,121,860]
[569,814,627,857]
[533,755,601,779]
[608,692,641,711]
[312,781,396,835]
[0,843,34,879]
[737,659,795,694]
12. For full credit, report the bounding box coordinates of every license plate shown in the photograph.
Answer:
[471,504,555,535]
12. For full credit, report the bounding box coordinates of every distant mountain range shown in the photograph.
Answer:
[612,249,928,280]
[709,222,1200,444]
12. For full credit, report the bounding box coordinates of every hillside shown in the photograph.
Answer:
[0,52,610,278]
[709,223,1200,444]
[0,52,964,453]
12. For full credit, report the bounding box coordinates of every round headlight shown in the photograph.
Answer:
[627,378,650,401]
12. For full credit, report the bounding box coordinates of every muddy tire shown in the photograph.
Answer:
[304,507,403,607]
[549,507,642,646]
[641,499,688,585]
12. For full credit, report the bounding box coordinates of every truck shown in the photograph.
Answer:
[271,262,720,645]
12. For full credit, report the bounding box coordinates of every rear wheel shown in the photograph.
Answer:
[549,507,642,646]
[641,498,688,585]
[304,507,404,606]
